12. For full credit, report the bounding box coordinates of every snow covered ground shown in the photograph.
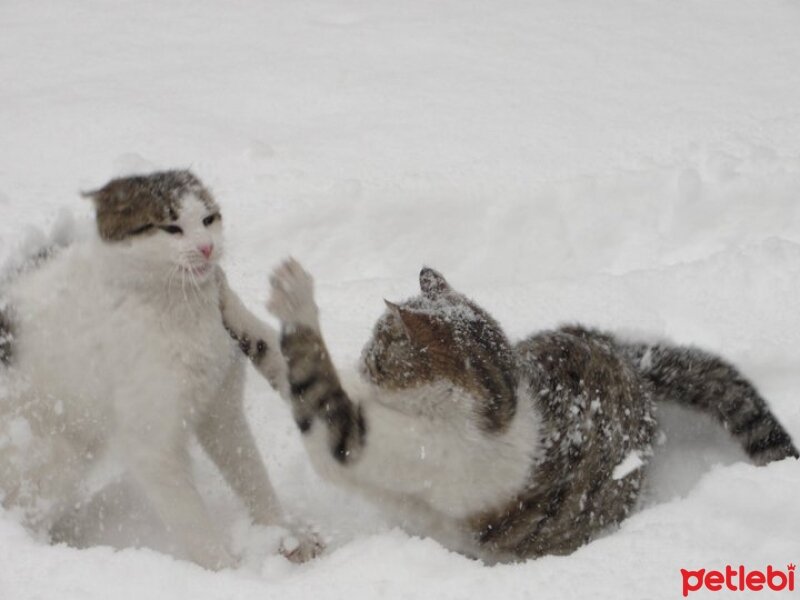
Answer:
[2,0,800,598]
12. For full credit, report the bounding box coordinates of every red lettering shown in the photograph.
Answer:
[767,565,788,591]
[705,570,723,591]
[682,563,796,595]
[745,570,765,591]
[725,564,737,591]
[681,569,705,597]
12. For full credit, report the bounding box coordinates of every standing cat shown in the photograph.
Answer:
[0,172,316,569]
[225,258,797,563]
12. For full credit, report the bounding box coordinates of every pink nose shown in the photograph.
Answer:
[199,244,214,259]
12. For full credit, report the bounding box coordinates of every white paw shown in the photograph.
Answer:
[230,521,325,570]
[279,527,326,564]
[267,258,319,330]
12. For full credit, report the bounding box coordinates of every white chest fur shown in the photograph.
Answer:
[0,238,284,569]
[5,240,238,456]
[301,374,542,554]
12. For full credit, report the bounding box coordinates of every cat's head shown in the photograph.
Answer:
[361,267,518,403]
[83,170,223,281]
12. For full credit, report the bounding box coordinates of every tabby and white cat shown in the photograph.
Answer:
[225,258,798,563]
[0,171,316,569]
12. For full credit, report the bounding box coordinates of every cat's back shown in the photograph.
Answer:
[471,326,656,560]
[516,326,644,408]
[514,325,655,469]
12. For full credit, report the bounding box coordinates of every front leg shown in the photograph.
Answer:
[267,259,366,464]
[213,268,324,561]
[267,261,443,494]
[215,266,287,396]
[267,260,536,521]
[195,360,285,527]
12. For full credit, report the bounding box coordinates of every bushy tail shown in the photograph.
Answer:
[1,210,75,287]
[620,341,798,465]
[0,208,78,368]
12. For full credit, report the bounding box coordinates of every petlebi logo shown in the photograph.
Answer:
[681,564,795,596]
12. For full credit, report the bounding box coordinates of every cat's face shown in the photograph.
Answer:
[85,170,223,282]
[361,303,429,388]
[361,268,516,394]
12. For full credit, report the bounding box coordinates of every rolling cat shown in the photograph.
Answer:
[225,258,797,563]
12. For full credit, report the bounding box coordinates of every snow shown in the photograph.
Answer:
[1,0,800,598]
[612,451,644,481]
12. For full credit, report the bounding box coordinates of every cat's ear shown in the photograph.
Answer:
[81,182,119,209]
[384,300,442,347]
[80,187,103,207]
[419,267,451,299]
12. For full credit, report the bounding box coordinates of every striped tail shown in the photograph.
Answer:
[621,342,798,465]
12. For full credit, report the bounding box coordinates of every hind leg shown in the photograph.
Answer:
[196,359,285,526]
[0,420,85,537]
[195,359,323,562]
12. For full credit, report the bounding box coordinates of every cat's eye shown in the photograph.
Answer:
[128,224,154,236]
[203,213,220,227]
[160,225,183,235]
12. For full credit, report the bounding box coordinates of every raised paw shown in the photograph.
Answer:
[267,258,319,330]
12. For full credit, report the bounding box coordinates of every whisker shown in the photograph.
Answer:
[179,269,190,307]
[159,264,180,327]
[186,267,203,306]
